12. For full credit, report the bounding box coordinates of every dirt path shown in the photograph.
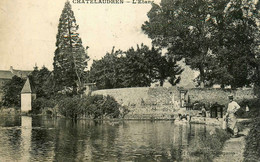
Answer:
[213,128,250,162]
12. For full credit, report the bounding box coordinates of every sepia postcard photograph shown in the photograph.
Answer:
[0,0,259,161]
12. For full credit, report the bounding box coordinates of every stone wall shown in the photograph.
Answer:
[91,87,256,119]
[92,87,180,107]
[92,87,180,119]
[188,88,256,106]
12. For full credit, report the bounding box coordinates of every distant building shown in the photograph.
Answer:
[176,59,198,88]
[0,66,32,101]
[150,59,198,88]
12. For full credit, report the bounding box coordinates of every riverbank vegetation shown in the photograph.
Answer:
[57,95,125,120]
[242,87,260,161]
[236,98,260,118]
[31,98,56,114]
[188,128,230,161]
[244,117,260,162]
[30,94,128,120]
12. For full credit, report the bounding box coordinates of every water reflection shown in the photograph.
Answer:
[0,116,216,161]
[21,116,32,162]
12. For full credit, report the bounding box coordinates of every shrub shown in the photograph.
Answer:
[57,95,122,120]
[119,106,130,118]
[102,95,120,118]
[58,96,84,119]
[244,117,260,162]
[32,98,56,114]
[236,99,260,118]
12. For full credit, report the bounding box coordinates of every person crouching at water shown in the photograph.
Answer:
[224,95,241,137]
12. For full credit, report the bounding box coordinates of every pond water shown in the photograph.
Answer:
[0,115,216,161]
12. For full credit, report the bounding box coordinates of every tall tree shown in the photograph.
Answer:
[209,0,260,89]
[142,0,259,88]
[142,0,215,87]
[53,1,89,94]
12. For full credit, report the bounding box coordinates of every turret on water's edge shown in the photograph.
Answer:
[21,78,36,113]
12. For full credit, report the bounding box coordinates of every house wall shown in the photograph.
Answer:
[21,93,32,112]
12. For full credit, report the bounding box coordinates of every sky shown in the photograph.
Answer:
[0,0,160,70]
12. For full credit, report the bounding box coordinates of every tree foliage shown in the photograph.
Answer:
[89,44,183,89]
[142,0,260,88]
[29,66,54,99]
[53,1,89,94]
[58,95,122,119]
[88,47,124,89]
[208,0,259,88]
[2,76,25,107]
[32,97,56,114]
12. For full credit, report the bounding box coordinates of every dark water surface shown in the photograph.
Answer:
[0,115,215,161]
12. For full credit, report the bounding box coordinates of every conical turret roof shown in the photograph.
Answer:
[21,78,32,93]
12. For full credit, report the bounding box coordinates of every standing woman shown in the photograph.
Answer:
[224,95,241,137]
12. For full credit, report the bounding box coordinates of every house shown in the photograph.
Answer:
[0,66,32,101]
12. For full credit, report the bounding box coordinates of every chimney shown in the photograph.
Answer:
[10,66,14,73]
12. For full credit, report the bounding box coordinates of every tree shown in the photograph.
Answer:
[208,0,260,89]
[142,0,259,88]
[88,47,124,89]
[29,66,54,98]
[166,55,183,86]
[122,44,183,87]
[2,76,25,107]
[53,1,89,94]
[142,0,215,87]
[89,44,183,89]
[122,44,154,87]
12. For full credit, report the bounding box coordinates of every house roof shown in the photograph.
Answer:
[0,71,14,79]
[21,78,32,93]
[12,69,32,78]
[0,66,32,80]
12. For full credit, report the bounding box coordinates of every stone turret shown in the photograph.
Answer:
[21,78,36,112]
